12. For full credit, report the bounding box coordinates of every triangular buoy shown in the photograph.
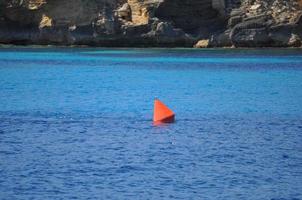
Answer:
[153,99,175,124]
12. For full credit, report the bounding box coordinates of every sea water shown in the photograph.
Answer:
[0,48,302,200]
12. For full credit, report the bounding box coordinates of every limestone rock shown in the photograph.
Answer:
[209,31,232,47]
[225,0,302,47]
[288,33,301,46]
[0,0,302,47]
[232,28,271,47]
[27,0,46,10]
[116,3,131,21]
[39,14,52,29]
[269,24,295,47]
[194,39,209,48]
[128,0,155,25]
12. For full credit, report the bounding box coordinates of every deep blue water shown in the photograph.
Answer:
[0,48,302,200]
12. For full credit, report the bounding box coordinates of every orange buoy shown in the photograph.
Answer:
[153,99,175,124]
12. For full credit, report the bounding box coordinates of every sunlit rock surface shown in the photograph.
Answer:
[0,0,301,47]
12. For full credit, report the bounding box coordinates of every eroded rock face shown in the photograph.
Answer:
[194,39,210,48]
[154,0,218,33]
[210,0,302,47]
[0,0,301,47]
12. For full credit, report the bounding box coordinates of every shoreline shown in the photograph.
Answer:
[1,44,302,50]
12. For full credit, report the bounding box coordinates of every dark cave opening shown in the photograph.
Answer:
[154,0,221,34]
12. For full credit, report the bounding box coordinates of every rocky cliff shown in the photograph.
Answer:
[0,0,301,47]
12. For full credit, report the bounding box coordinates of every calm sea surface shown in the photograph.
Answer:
[0,48,302,200]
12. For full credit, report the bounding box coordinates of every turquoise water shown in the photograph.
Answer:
[0,48,302,199]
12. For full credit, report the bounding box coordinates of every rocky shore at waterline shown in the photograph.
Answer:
[0,0,301,48]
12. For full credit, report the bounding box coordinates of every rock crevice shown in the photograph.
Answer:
[0,0,301,47]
